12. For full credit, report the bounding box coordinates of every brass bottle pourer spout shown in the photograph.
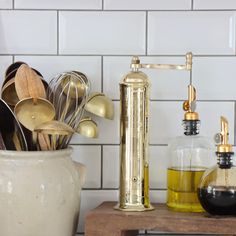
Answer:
[215,116,232,153]
[183,85,199,120]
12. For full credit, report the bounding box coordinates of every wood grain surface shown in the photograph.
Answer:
[85,202,236,236]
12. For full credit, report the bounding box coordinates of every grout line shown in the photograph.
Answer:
[1,8,236,12]
[81,188,166,191]
[145,11,148,55]
[1,53,236,57]
[111,99,236,102]
[12,0,14,9]
[101,56,103,92]
[57,10,59,55]
[70,143,120,146]
[191,0,194,10]
[234,101,236,146]
[101,145,103,188]
[102,0,104,10]
[82,187,103,190]
[71,143,170,146]
[12,55,15,63]
[72,143,236,147]
[151,99,236,102]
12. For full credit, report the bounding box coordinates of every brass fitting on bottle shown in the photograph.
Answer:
[216,116,232,153]
[183,85,199,120]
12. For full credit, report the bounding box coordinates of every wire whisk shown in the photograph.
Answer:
[47,71,90,148]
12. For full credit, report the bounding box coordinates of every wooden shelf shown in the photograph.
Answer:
[85,202,236,236]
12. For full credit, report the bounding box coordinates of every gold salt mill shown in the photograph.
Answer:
[115,52,193,211]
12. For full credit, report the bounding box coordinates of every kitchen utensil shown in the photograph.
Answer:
[84,92,114,120]
[34,120,74,150]
[0,98,28,150]
[0,132,6,150]
[1,78,18,107]
[5,62,43,85]
[37,133,51,151]
[14,97,55,131]
[1,63,48,107]
[4,61,26,84]
[48,71,90,127]
[76,117,98,138]
[15,64,46,100]
[115,52,192,211]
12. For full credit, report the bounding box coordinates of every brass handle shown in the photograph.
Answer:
[130,52,193,71]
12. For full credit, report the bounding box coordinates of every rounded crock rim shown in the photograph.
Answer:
[0,146,73,159]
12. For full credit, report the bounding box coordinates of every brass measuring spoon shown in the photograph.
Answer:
[14,98,55,150]
[84,92,114,120]
[76,117,98,138]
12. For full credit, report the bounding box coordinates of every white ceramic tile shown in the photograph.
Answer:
[150,146,168,189]
[78,190,118,232]
[103,145,119,188]
[0,56,12,86]
[193,57,236,100]
[0,0,12,8]
[104,0,191,10]
[15,56,101,92]
[103,56,190,100]
[71,101,119,144]
[150,101,234,145]
[150,190,166,203]
[15,0,101,9]
[59,11,145,55]
[71,145,101,188]
[148,12,236,55]
[194,0,236,9]
[0,11,57,54]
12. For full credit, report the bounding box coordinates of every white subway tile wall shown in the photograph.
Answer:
[14,56,102,91]
[148,11,236,55]
[59,11,146,55]
[14,0,102,10]
[0,1,236,235]
[0,0,12,8]
[194,0,236,10]
[0,11,57,54]
[103,56,190,100]
[104,0,191,10]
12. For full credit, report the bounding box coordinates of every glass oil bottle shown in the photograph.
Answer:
[198,116,236,215]
[167,85,215,212]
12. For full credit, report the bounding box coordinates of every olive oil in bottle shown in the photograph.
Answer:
[167,168,205,212]
[167,85,214,212]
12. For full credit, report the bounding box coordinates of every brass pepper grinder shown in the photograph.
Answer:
[115,53,193,211]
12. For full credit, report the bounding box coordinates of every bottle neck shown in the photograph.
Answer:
[183,120,200,136]
[216,152,234,169]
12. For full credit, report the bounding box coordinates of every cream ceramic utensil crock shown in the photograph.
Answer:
[0,147,85,236]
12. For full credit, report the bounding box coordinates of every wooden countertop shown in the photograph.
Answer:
[85,202,236,236]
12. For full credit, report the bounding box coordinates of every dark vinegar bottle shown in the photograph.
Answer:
[198,116,236,215]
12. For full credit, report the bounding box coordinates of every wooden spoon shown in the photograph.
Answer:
[15,64,46,100]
